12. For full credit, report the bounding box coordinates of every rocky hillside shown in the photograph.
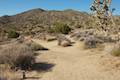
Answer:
[0,8,120,42]
[0,8,91,32]
[0,8,120,32]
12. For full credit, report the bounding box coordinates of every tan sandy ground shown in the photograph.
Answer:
[25,38,120,80]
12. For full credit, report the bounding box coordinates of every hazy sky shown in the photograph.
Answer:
[0,0,119,16]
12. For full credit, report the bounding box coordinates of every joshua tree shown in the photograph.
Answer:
[90,0,116,30]
[91,0,111,16]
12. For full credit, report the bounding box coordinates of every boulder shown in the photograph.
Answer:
[60,40,71,47]
[57,34,72,47]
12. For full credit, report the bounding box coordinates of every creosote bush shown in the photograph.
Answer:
[0,43,35,70]
[51,22,71,34]
[8,30,19,38]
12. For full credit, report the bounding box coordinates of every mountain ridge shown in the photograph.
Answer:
[0,8,120,35]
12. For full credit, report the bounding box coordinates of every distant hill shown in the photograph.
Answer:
[0,8,120,35]
[0,8,90,30]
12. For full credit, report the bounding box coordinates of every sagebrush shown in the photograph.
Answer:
[0,43,35,70]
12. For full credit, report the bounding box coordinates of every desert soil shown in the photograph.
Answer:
[25,38,120,80]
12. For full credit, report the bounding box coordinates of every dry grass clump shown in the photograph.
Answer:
[0,64,19,80]
[111,43,120,57]
[111,48,120,57]
[83,35,104,49]
[84,36,97,49]
[27,41,48,51]
[0,43,35,70]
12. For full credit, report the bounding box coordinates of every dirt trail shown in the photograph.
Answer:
[28,39,120,80]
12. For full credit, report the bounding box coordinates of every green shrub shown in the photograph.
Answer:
[51,22,71,34]
[0,43,35,70]
[8,30,19,38]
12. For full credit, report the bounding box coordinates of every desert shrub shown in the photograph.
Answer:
[84,36,97,49]
[8,30,19,38]
[46,27,54,33]
[51,22,71,34]
[111,48,120,56]
[0,43,35,70]
[111,44,120,57]
[27,42,48,51]
[0,64,19,80]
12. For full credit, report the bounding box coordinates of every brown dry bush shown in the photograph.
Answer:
[84,36,97,49]
[83,35,105,49]
[0,64,19,80]
[26,41,48,51]
[0,43,35,70]
[111,43,120,57]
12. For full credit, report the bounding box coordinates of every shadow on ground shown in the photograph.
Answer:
[20,62,55,80]
[24,76,41,80]
[31,62,55,72]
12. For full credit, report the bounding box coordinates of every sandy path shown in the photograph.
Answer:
[29,39,120,80]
